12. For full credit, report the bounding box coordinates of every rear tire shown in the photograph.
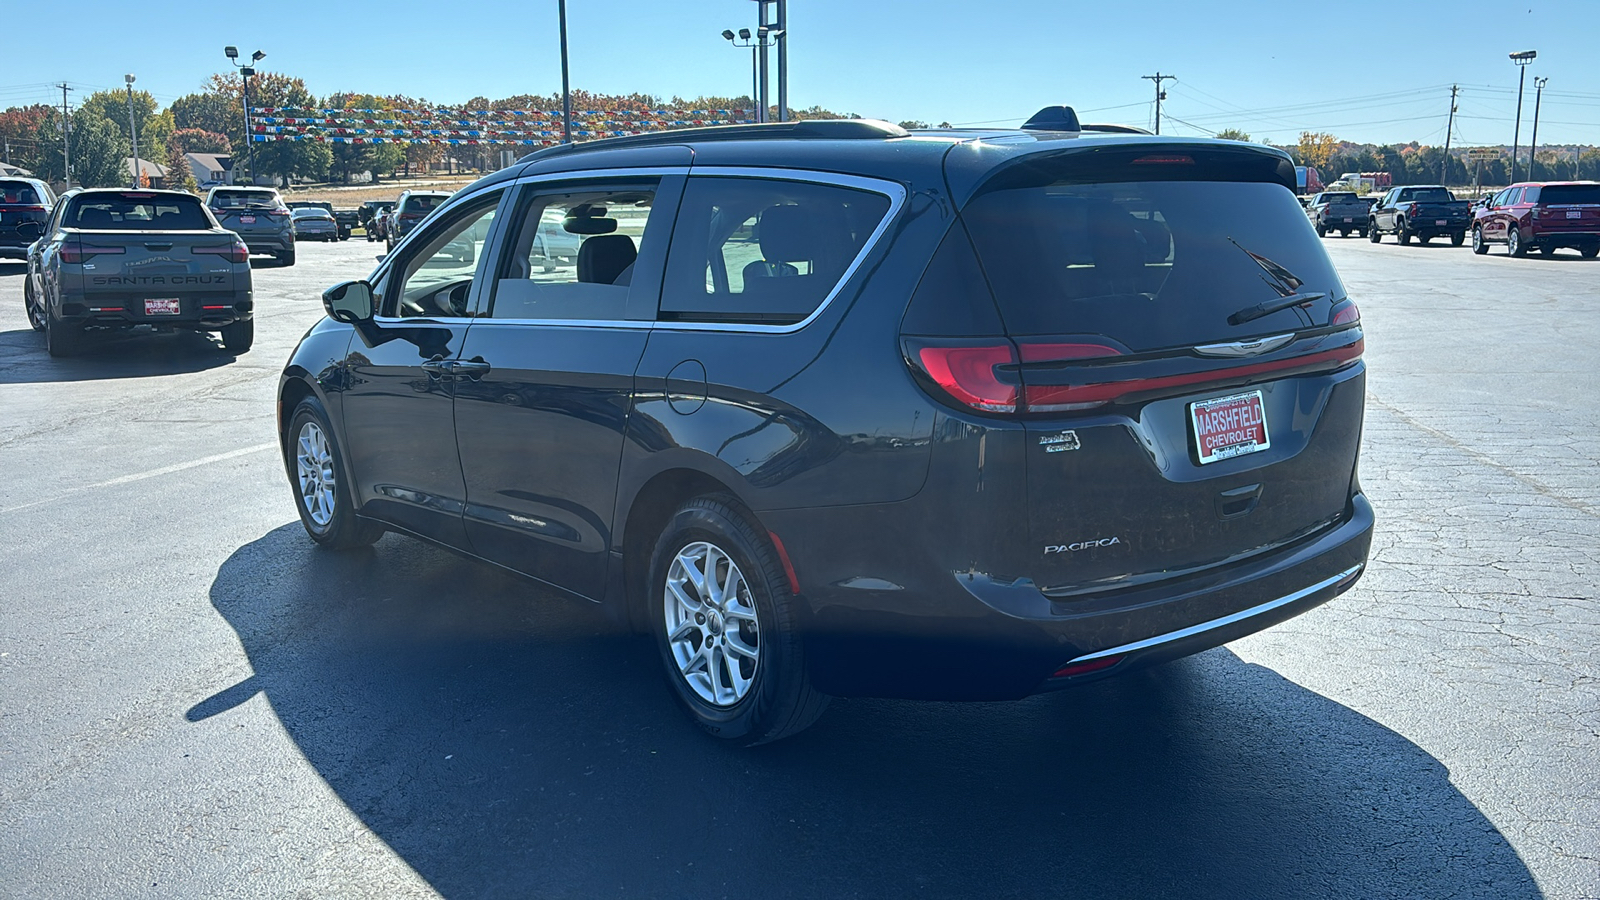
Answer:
[288,398,384,549]
[1368,222,1381,243]
[1315,223,1326,237]
[44,307,83,358]
[1581,244,1598,259]
[649,495,829,745]
[1450,231,1465,247]
[219,318,254,354]
[1472,226,1489,254]
[1398,220,1412,245]
[1419,234,1432,245]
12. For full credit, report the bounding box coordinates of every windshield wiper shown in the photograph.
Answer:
[1228,291,1327,325]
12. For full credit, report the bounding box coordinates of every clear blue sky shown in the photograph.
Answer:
[5,0,1597,147]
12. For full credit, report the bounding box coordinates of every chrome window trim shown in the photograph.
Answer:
[1064,564,1364,664]
[371,167,907,332]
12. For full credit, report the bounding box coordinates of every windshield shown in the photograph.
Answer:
[66,193,213,230]
[211,190,281,209]
[1323,193,1359,202]
[962,180,1344,350]
[1540,184,1600,205]
[403,195,447,214]
[1,181,42,205]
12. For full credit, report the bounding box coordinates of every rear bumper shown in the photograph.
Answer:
[241,234,294,255]
[1528,229,1600,247]
[777,493,1374,700]
[59,292,254,329]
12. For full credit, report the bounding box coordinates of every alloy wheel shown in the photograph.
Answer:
[295,420,337,528]
[664,540,761,707]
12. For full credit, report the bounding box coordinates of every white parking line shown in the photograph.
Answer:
[0,442,278,515]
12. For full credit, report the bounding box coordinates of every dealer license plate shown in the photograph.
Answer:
[144,298,181,315]
[1435,219,1448,226]
[1190,390,1270,465]
[1343,217,1353,223]
[240,215,256,224]
[1567,209,1582,218]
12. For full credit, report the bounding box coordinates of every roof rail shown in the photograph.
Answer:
[1020,106,1082,132]
[518,118,909,164]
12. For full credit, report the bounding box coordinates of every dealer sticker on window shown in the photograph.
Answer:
[1190,390,1270,464]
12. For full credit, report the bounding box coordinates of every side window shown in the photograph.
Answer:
[1523,186,1540,203]
[1505,188,1524,206]
[486,183,659,321]
[659,177,892,325]
[386,191,502,319]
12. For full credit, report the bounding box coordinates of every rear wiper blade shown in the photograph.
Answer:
[1228,292,1327,326]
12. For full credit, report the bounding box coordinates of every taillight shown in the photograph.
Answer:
[400,212,423,221]
[1330,300,1360,326]
[913,342,1019,413]
[195,241,249,263]
[60,243,125,264]
[2,204,48,214]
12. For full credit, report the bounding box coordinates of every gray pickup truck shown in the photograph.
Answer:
[24,188,253,357]
[1368,185,1472,246]
[1305,192,1372,238]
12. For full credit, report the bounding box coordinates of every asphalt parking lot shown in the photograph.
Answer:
[1,236,1596,899]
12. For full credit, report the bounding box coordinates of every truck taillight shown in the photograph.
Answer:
[60,243,125,264]
[195,241,249,263]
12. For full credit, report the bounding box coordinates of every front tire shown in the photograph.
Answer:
[1581,244,1598,259]
[1315,223,1326,237]
[649,496,828,745]
[1473,226,1489,254]
[219,318,253,354]
[287,398,384,549]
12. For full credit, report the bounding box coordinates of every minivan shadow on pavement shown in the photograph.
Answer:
[0,327,235,384]
[200,525,1544,899]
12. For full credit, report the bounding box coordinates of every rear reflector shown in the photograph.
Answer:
[1053,654,1125,678]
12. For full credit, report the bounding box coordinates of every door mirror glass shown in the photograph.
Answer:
[16,220,42,239]
[323,280,374,323]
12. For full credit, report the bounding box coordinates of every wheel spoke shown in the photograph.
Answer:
[663,538,763,707]
[667,618,699,643]
[666,577,702,615]
[724,632,757,661]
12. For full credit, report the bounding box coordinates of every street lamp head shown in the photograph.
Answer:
[766,28,785,39]
[738,28,751,40]
[722,29,735,41]
[124,74,135,85]
[240,67,255,77]
[224,46,238,59]
[251,50,266,62]
[1509,49,1537,63]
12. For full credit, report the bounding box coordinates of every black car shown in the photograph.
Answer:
[1,177,56,260]
[279,110,1372,744]
[384,190,450,250]
[359,200,393,242]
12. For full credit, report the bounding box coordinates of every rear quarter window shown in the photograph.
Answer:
[659,177,892,325]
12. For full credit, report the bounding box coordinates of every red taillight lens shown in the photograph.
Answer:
[195,242,249,263]
[1,204,48,213]
[914,343,1019,413]
[1053,654,1125,678]
[60,244,125,264]
[400,212,422,221]
[1330,300,1360,326]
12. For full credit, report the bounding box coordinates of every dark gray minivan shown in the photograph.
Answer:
[278,110,1371,744]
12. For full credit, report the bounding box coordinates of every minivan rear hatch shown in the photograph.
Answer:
[918,143,1365,594]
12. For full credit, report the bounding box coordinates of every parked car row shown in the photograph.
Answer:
[1302,181,1600,258]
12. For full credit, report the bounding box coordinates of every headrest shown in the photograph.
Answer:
[577,234,637,285]
[758,205,818,263]
[77,207,115,228]
[564,204,617,235]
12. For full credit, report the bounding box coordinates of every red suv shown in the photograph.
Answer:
[1471,181,1600,258]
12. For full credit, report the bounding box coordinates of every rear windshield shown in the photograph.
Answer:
[404,195,447,213]
[1322,192,1359,202]
[1539,184,1600,205]
[1,181,42,204]
[962,180,1344,350]
[1404,188,1454,202]
[211,190,281,209]
[66,194,213,230]
[292,208,333,219]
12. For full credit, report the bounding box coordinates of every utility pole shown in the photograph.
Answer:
[126,74,139,188]
[58,83,72,189]
[1441,85,1458,185]
[1142,72,1173,135]
[558,0,572,144]
[1529,77,1548,181]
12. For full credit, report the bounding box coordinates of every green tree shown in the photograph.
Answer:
[171,89,242,138]
[1215,128,1252,142]
[78,88,169,162]
[898,120,931,130]
[165,143,197,193]
[32,109,130,187]
[193,72,330,185]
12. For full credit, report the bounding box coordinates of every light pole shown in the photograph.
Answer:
[1508,50,1536,183]
[1529,76,1548,181]
[722,29,759,121]
[125,74,139,188]
[558,0,571,144]
[723,25,782,123]
[225,46,265,185]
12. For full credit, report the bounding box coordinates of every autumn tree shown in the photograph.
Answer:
[1297,131,1339,170]
[187,72,331,186]
[31,109,129,187]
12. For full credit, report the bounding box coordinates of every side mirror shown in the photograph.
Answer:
[323,280,375,324]
[16,220,42,240]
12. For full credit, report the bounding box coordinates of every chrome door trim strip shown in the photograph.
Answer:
[1064,563,1363,664]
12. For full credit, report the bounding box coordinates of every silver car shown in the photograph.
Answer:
[291,207,339,242]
